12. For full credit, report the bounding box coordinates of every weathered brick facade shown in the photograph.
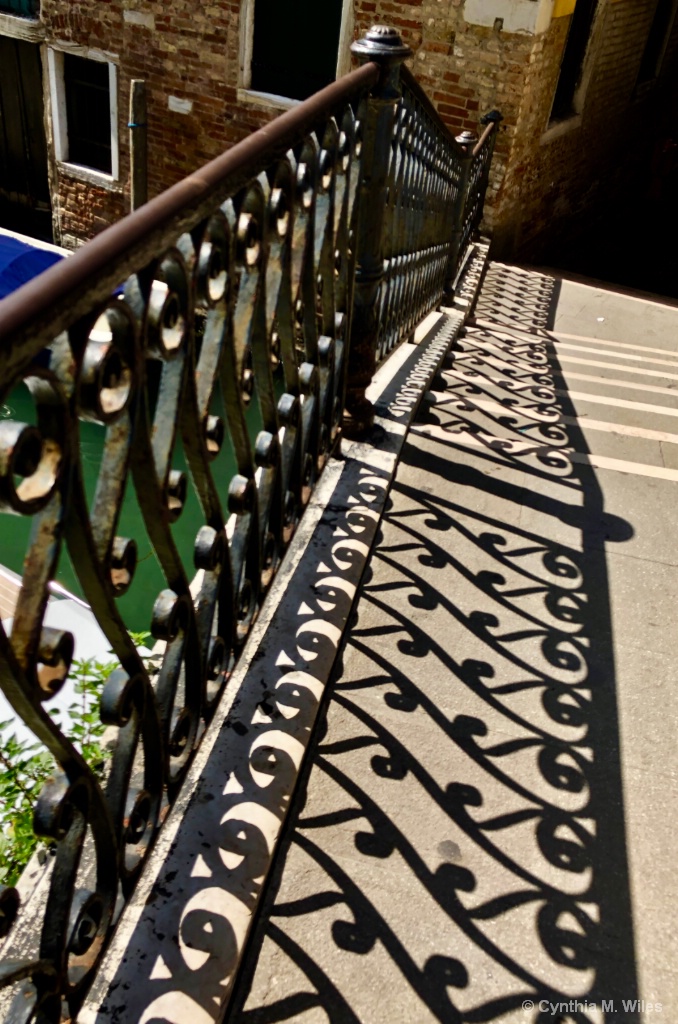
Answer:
[39,0,277,243]
[353,0,678,258]
[3,0,677,258]
[494,0,678,257]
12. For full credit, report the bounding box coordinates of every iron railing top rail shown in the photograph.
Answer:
[0,61,379,365]
[473,112,503,157]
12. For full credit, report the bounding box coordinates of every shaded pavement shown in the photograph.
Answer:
[230,264,678,1024]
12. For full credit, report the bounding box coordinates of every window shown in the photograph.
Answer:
[550,0,599,123]
[242,0,352,103]
[47,47,119,180]
[637,0,677,84]
[63,54,112,173]
[0,0,39,17]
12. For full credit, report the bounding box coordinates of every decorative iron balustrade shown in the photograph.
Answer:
[0,25,500,1021]
[380,79,502,364]
[343,31,502,431]
[460,110,504,265]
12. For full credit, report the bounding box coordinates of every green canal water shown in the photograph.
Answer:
[1,382,255,634]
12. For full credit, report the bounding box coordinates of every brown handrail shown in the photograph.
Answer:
[473,118,499,157]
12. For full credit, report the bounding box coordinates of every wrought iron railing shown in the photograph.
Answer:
[376,67,461,361]
[344,32,502,429]
[0,25,500,1021]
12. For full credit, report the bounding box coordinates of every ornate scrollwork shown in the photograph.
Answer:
[0,85,364,1022]
[0,29,502,1016]
[377,69,501,362]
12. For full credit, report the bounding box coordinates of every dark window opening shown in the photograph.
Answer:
[638,0,675,83]
[0,0,40,17]
[64,53,112,174]
[550,0,598,123]
[0,36,52,240]
[251,0,344,101]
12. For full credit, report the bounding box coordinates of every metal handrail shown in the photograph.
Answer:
[0,62,378,358]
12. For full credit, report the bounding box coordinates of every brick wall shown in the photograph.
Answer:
[353,0,532,234]
[353,0,678,259]
[494,0,673,258]
[38,0,678,263]
[41,0,282,244]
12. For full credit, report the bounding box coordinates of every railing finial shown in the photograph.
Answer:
[351,25,413,62]
[455,129,480,150]
[480,109,504,125]
[350,25,412,102]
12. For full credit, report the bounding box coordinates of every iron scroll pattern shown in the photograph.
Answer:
[376,70,500,363]
[0,95,365,1020]
[235,267,638,1024]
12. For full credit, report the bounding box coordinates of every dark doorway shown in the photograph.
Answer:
[0,37,52,241]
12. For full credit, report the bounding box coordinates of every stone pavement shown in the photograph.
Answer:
[230,264,678,1024]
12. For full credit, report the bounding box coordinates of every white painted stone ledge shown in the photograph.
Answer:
[464,0,555,36]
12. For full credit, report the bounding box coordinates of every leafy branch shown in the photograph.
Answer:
[0,632,152,887]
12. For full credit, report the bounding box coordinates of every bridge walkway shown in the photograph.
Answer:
[232,263,678,1024]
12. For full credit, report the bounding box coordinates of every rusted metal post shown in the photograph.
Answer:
[343,26,411,439]
[442,129,478,301]
[474,109,503,232]
[129,79,148,211]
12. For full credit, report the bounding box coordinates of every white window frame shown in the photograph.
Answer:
[47,44,119,185]
[238,0,353,109]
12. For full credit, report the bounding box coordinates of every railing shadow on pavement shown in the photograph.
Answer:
[231,270,640,1024]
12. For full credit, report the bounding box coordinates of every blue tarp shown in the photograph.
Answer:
[0,234,63,300]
